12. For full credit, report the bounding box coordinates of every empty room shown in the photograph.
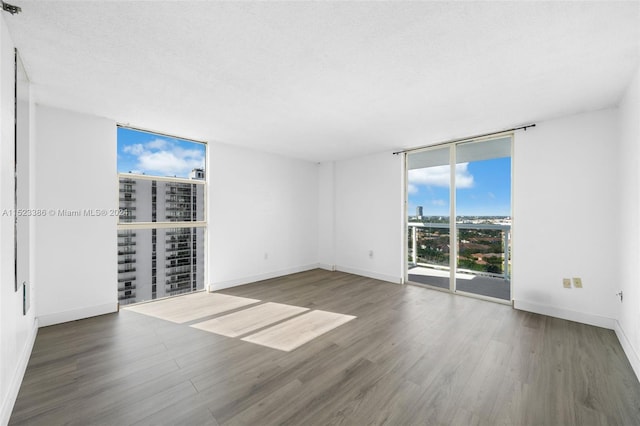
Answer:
[1,1,640,425]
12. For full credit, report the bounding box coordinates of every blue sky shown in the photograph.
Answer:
[408,157,511,217]
[117,127,206,178]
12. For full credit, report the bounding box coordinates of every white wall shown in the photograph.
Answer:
[208,142,319,289]
[317,161,335,270]
[33,105,117,326]
[332,151,404,283]
[0,15,37,425]
[617,66,640,378]
[513,108,620,327]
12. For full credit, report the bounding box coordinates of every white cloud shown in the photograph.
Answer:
[138,150,203,176]
[488,192,496,199]
[408,163,474,189]
[125,137,205,177]
[123,143,145,156]
[146,138,169,150]
[431,199,446,206]
[407,184,418,194]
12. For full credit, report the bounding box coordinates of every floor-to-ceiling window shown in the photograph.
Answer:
[406,135,512,302]
[116,126,207,305]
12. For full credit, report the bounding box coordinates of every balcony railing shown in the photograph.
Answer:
[166,271,192,279]
[165,237,191,244]
[165,214,193,220]
[165,189,192,195]
[118,284,137,291]
[166,281,192,292]
[118,292,136,301]
[166,197,193,203]
[165,230,192,236]
[408,222,510,280]
[165,243,190,249]
[166,253,192,261]
[166,265,192,273]
[167,257,191,265]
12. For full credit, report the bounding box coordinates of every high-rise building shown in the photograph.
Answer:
[416,206,423,218]
[189,168,205,180]
[117,169,205,305]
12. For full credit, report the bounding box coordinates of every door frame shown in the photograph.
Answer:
[403,133,514,304]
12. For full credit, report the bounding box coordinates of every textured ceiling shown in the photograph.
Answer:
[5,1,640,162]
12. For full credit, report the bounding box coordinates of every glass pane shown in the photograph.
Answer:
[117,127,206,306]
[455,137,511,300]
[119,176,205,223]
[407,146,451,289]
[117,227,205,305]
[117,127,205,179]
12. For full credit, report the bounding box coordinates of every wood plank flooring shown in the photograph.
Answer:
[241,309,356,351]
[9,269,640,425]
[191,302,309,338]
[124,292,261,324]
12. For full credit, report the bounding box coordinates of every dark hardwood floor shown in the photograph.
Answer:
[10,269,640,425]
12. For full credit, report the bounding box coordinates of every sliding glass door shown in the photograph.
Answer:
[454,137,511,300]
[407,146,452,291]
[406,135,512,302]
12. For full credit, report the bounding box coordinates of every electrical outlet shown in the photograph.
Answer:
[573,277,583,288]
[563,278,571,288]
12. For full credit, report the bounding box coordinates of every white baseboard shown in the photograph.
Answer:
[510,301,640,382]
[38,302,117,327]
[334,265,402,285]
[1,318,38,426]
[513,299,616,330]
[318,263,336,271]
[614,320,640,382]
[210,264,320,291]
